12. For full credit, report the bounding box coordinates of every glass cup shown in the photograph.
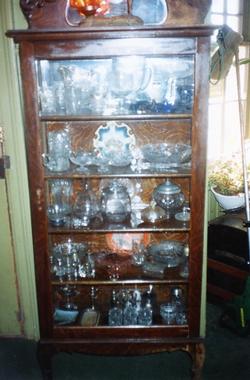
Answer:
[47,128,71,155]
[47,179,72,226]
[42,152,70,172]
[160,302,176,325]
[43,128,71,172]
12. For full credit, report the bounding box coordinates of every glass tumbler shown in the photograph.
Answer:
[160,302,176,325]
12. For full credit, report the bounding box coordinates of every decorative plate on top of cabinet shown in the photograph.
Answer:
[131,0,168,25]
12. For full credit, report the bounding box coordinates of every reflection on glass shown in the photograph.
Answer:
[227,0,242,15]
[37,56,194,116]
[211,14,224,26]
[226,15,240,32]
[211,0,224,13]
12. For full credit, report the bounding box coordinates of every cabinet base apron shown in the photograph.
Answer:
[37,337,205,380]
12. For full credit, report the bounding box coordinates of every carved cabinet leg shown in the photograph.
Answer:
[37,342,55,380]
[189,343,205,380]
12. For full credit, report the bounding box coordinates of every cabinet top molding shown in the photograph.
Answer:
[19,0,212,31]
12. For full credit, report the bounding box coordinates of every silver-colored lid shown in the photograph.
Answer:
[155,179,181,195]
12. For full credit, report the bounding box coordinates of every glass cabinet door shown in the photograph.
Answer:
[37,55,194,117]
[39,53,192,331]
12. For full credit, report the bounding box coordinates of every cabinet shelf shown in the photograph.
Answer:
[40,114,193,122]
[51,278,188,286]
[53,323,189,330]
[44,170,192,180]
[48,224,190,234]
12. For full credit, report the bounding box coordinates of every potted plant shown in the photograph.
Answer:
[208,156,245,210]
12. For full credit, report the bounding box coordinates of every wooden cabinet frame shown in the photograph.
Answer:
[7,3,214,378]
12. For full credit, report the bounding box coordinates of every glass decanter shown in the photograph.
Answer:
[73,180,99,227]
[108,290,123,326]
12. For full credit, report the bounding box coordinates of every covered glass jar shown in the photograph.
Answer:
[153,179,185,218]
[101,180,131,224]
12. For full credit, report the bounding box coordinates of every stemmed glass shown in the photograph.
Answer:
[58,285,79,311]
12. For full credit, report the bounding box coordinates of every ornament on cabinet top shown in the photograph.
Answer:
[19,0,211,30]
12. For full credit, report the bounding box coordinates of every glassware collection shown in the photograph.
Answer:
[42,121,191,175]
[37,57,194,117]
[50,235,189,326]
[39,53,194,331]
[53,281,187,327]
[46,177,189,229]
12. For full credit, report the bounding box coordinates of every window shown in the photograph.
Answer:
[208,0,249,160]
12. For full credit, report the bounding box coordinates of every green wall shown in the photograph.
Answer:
[0,0,39,339]
[0,180,21,336]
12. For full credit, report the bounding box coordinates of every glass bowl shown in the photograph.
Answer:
[141,143,191,165]
[147,240,184,267]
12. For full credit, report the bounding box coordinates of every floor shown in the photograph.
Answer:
[1,304,250,380]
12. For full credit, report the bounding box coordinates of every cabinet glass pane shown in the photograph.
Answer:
[51,282,188,328]
[37,56,194,117]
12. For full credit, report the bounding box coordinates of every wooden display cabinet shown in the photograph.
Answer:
[7,1,214,379]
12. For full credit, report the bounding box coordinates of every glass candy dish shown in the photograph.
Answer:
[69,150,100,171]
[147,240,185,268]
[141,203,167,224]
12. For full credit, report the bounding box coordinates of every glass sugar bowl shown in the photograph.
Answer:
[101,180,131,224]
[153,179,185,218]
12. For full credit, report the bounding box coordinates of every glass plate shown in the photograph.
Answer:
[131,0,167,25]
